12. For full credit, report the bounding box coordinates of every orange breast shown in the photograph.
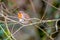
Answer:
[18,12,22,19]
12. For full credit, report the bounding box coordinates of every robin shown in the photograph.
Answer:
[18,11,31,24]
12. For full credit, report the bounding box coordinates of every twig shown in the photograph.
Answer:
[11,23,17,33]
[42,0,60,10]
[29,0,37,14]
[35,25,54,40]
[0,25,12,40]
[4,18,16,40]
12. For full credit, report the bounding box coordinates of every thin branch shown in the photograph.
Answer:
[29,0,37,14]
[0,25,12,40]
[4,18,16,40]
[35,25,54,40]
[55,20,58,32]
[12,18,60,36]
[42,0,60,10]
[11,23,17,33]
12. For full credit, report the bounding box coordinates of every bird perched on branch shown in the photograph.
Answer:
[18,11,31,25]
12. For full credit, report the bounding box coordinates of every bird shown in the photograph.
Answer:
[18,11,31,25]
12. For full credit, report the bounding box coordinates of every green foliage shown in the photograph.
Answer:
[38,29,46,40]
[0,22,11,40]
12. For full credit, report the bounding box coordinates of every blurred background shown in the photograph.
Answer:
[0,0,60,40]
